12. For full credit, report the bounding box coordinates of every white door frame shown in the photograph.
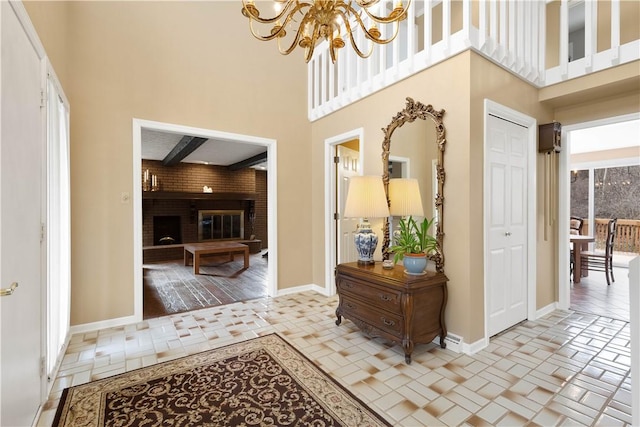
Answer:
[132,119,278,321]
[483,99,537,344]
[44,61,71,390]
[324,128,364,296]
[557,112,640,310]
[389,156,411,178]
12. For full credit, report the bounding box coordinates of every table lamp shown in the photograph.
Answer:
[343,176,390,264]
[388,178,424,218]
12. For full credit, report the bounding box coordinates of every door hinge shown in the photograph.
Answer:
[40,90,47,109]
[334,212,339,220]
[334,156,340,164]
[40,357,46,378]
[41,223,46,243]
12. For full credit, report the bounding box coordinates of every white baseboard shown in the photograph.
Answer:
[439,332,462,353]
[70,314,140,335]
[276,283,330,297]
[536,301,558,319]
[432,332,487,355]
[464,336,489,354]
[445,302,560,356]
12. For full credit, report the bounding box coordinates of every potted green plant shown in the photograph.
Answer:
[389,216,438,274]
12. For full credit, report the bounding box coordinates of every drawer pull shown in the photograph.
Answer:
[343,282,354,288]
[379,294,392,302]
[345,302,356,310]
[381,317,395,327]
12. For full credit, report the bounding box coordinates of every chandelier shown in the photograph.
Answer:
[241,0,411,63]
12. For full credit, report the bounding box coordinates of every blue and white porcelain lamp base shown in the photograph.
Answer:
[354,219,378,265]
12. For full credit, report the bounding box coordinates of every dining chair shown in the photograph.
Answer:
[580,218,617,285]
[570,216,584,235]
[569,216,584,280]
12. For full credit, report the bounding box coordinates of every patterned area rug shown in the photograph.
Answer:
[53,333,390,426]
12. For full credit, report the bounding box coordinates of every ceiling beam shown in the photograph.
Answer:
[162,136,208,166]
[228,152,268,171]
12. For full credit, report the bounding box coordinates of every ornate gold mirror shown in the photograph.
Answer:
[381,97,446,272]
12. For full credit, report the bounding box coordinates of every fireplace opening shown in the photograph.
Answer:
[198,210,244,242]
[153,216,182,245]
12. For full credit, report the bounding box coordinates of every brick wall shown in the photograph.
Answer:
[142,160,256,193]
[142,199,253,246]
[255,170,268,248]
[142,160,268,262]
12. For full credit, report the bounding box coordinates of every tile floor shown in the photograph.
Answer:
[38,292,632,426]
[570,266,630,322]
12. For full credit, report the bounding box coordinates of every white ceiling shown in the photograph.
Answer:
[570,120,640,154]
[141,129,267,169]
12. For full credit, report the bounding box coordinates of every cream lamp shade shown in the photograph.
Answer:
[343,176,390,219]
[343,176,390,264]
[388,178,424,217]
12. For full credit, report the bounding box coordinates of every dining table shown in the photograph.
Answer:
[570,235,595,283]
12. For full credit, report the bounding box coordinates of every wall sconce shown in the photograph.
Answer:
[343,176,390,265]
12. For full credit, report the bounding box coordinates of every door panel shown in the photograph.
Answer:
[1,2,45,425]
[487,115,529,337]
[511,167,525,225]
[509,245,525,303]
[489,249,506,316]
[490,165,506,226]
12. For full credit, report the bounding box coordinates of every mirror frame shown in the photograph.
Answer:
[381,97,446,272]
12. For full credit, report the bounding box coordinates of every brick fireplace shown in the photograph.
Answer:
[153,215,182,245]
[142,160,267,263]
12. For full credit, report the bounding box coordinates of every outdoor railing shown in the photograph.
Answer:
[584,218,640,254]
[308,0,640,121]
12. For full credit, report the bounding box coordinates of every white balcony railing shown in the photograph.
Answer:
[308,0,640,121]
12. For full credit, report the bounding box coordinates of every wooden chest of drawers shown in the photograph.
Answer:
[335,262,448,363]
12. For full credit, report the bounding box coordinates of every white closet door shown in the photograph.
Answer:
[487,114,529,337]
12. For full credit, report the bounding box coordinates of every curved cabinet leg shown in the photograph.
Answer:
[402,339,414,364]
[335,308,342,326]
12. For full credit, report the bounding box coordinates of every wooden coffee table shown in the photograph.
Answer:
[183,242,249,275]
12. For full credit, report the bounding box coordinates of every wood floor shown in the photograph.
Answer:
[143,251,268,319]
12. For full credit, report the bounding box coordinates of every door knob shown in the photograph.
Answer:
[0,282,18,297]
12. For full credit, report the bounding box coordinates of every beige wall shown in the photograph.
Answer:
[554,91,640,125]
[23,0,70,88]
[546,1,561,69]
[26,1,311,325]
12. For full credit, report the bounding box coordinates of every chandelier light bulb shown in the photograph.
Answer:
[241,0,411,63]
